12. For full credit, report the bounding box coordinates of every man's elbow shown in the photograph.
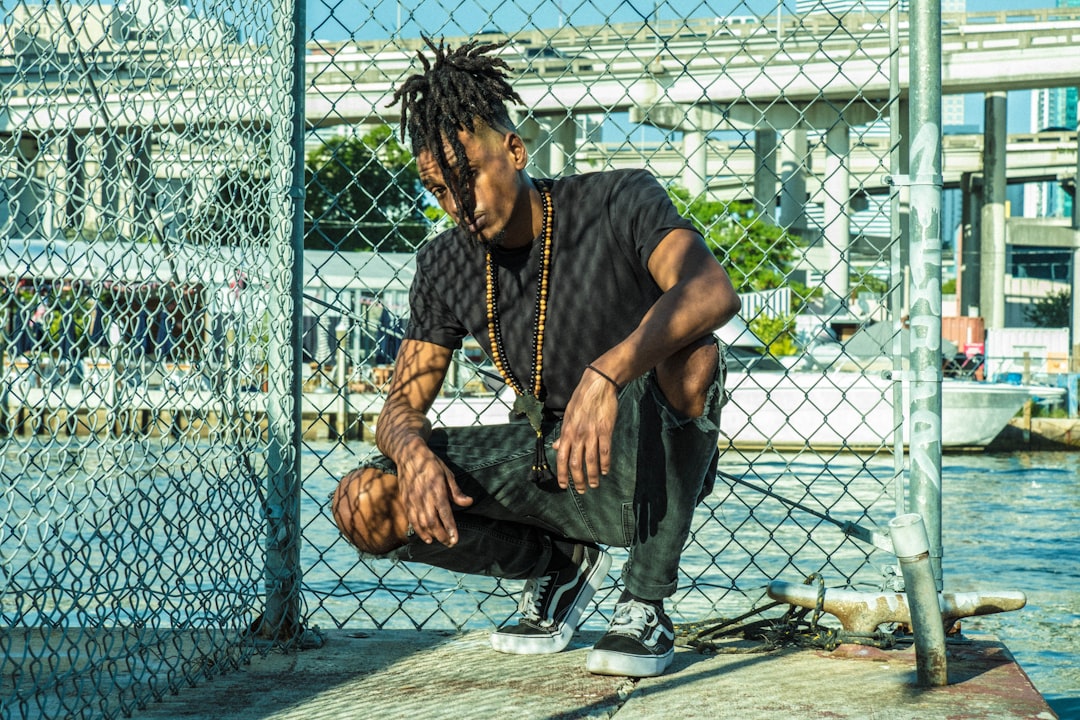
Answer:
[714,291,742,328]
[727,293,743,321]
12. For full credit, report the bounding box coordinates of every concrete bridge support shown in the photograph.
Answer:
[777,125,808,234]
[41,134,73,237]
[683,124,707,198]
[958,171,981,317]
[128,128,157,242]
[9,137,52,238]
[1072,241,1080,371]
[1074,119,1080,369]
[65,133,88,230]
[980,91,1008,330]
[521,113,578,178]
[821,122,851,303]
[754,128,778,222]
[98,130,123,235]
[1075,116,1080,232]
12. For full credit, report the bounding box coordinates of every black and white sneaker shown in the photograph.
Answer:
[586,599,675,677]
[490,543,611,655]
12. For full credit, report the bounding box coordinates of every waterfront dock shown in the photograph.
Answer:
[126,629,1056,719]
[0,380,383,442]
[11,378,1080,450]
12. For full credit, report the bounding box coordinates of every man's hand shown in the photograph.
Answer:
[553,366,620,493]
[375,339,469,546]
[396,441,473,546]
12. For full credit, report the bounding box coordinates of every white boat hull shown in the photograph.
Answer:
[719,371,1049,450]
[428,371,1053,451]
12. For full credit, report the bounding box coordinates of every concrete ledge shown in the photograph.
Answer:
[989,417,1080,451]
[125,629,1056,720]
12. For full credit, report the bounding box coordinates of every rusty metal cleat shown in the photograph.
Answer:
[766,580,1027,634]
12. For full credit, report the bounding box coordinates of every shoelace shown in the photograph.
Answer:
[609,601,655,637]
[518,574,554,626]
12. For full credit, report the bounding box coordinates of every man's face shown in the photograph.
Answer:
[417,123,528,247]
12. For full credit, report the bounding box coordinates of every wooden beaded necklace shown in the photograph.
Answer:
[485,179,553,481]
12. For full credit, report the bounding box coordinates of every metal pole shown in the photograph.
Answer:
[335,322,348,439]
[890,514,948,687]
[260,0,307,643]
[907,0,944,590]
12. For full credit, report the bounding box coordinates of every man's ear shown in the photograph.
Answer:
[505,132,529,170]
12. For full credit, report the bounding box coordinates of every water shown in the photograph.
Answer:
[939,451,1080,718]
[302,446,1080,718]
[5,440,1077,717]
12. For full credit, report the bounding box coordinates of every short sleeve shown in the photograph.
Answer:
[404,242,467,350]
[607,170,697,269]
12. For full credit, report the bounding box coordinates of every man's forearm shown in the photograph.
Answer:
[592,276,739,386]
[375,398,434,465]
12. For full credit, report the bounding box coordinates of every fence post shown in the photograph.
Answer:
[259,0,307,642]
[907,0,944,590]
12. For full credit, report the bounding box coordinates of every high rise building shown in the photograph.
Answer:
[941,0,966,129]
[1029,0,1080,218]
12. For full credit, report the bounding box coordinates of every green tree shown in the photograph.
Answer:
[669,190,813,354]
[668,191,806,294]
[305,126,428,252]
[849,272,889,299]
[1024,288,1071,327]
[750,312,799,357]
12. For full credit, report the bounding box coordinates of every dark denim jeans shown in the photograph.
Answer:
[364,348,726,602]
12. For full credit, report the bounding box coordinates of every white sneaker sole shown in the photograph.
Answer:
[489,549,612,655]
[585,646,674,677]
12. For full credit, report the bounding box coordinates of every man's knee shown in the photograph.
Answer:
[332,467,408,555]
[656,336,719,418]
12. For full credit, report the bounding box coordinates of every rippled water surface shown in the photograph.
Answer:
[939,451,1080,718]
[303,446,1079,716]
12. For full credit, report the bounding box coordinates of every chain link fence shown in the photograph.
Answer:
[299,0,912,634]
[1,0,299,717]
[1,0,947,717]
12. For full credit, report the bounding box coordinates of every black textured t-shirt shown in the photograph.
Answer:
[406,168,696,414]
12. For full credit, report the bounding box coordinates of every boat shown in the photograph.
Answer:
[426,366,1054,451]
[718,366,1054,450]
[714,318,1064,450]
[426,319,1064,451]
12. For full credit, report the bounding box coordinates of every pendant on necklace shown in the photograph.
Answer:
[512,393,545,434]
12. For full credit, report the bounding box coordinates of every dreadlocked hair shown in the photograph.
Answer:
[390,36,524,231]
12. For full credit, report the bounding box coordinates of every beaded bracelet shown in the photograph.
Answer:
[586,364,624,392]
